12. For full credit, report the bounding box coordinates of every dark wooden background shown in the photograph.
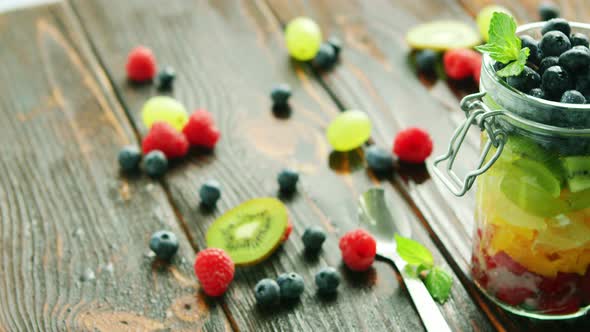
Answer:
[1,0,589,331]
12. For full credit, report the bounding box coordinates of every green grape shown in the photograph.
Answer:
[142,96,188,132]
[285,17,322,61]
[326,110,371,152]
[476,5,512,42]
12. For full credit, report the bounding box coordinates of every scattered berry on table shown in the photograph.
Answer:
[326,110,372,152]
[302,226,326,252]
[539,2,560,21]
[520,35,541,65]
[529,88,545,99]
[276,272,305,299]
[443,48,481,80]
[570,33,590,48]
[312,43,337,70]
[182,109,221,149]
[194,248,235,297]
[254,278,281,306]
[415,49,438,73]
[339,229,376,272]
[558,46,590,72]
[156,66,176,91]
[539,56,559,75]
[126,46,156,82]
[142,122,189,159]
[539,30,571,57]
[149,230,179,260]
[142,96,188,131]
[143,150,168,177]
[541,18,571,36]
[327,36,342,57]
[285,17,322,61]
[315,267,341,294]
[277,168,299,193]
[506,66,540,93]
[393,127,433,164]
[560,90,586,104]
[199,180,221,207]
[270,84,292,106]
[541,65,573,99]
[118,145,142,171]
[282,221,293,242]
[365,145,394,174]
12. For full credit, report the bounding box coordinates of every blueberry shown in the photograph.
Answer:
[558,46,590,72]
[539,56,559,75]
[149,230,179,260]
[575,72,590,95]
[144,150,168,177]
[542,65,573,99]
[520,35,541,65]
[118,145,141,171]
[327,36,342,58]
[254,278,280,306]
[199,180,221,207]
[276,272,304,299]
[570,33,590,48]
[270,84,292,105]
[539,31,571,57]
[539,3,560,21]
[560,90,586,104]
[156,66,176,91]
[415,50,438,73]
[365,145,394,173]
[528,88,545,99]
[506,66,540,93]
[301,226,326,252]
[312,43,337,70]
[277,168,299,193]
[493,61,507,72]
[315,267,341,294]
[541,18,571,36]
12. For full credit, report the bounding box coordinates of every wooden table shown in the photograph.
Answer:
[1,0,589,331]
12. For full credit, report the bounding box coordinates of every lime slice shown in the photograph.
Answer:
[476,5,512,42]
[406,21,480,51]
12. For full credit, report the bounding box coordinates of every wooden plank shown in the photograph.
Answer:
[265,0,590,331]
[70,0,494,330]
[0,3,230,331]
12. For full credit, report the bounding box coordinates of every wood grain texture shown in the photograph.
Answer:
[69,0,492,330]
[265,0,590,331]
[0,3,229,331]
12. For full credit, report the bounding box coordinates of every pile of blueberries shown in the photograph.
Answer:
[499,18,590,104]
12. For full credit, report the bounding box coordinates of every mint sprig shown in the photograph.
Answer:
[395,234,453,304]
[475,12,529,77]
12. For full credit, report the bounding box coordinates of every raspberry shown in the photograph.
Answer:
[495,287,535,306]
[142,122,189,159]
[339,229,376,271]
[539,272,580,295]
[182,110,220,149]
[126,46,157,82]
[490,251,527,276]
[281,220,293,243]
[393,127,433,163]
[539,293,582,315]
[194,248,235,297]
[443,49,481,80]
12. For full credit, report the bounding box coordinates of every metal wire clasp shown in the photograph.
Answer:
[432,92,507,196]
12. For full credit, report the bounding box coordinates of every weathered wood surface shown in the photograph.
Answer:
[0,3,230,331]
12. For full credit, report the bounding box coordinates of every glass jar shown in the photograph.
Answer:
[433,22,590,319]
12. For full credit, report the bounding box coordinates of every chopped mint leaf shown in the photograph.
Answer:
[404,265,418,278]
[424,267,453,304]
[394,234,434,267]
[497,47,530,77]
[416,263,430,278]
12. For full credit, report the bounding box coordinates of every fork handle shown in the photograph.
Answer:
[387,253,453,332]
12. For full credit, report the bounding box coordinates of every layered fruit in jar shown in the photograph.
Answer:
[472,131,590,316]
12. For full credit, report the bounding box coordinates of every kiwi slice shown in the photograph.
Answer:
[406,21,480,51]
[206,197,288,266]
[561,156,590,193]
[502,136,565,183]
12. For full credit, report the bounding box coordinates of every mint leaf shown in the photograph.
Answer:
[404,265,418,278]
[424,267,453,304]
[497,47,530,77]
[475,12,522,64]
[394,234,434,267]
